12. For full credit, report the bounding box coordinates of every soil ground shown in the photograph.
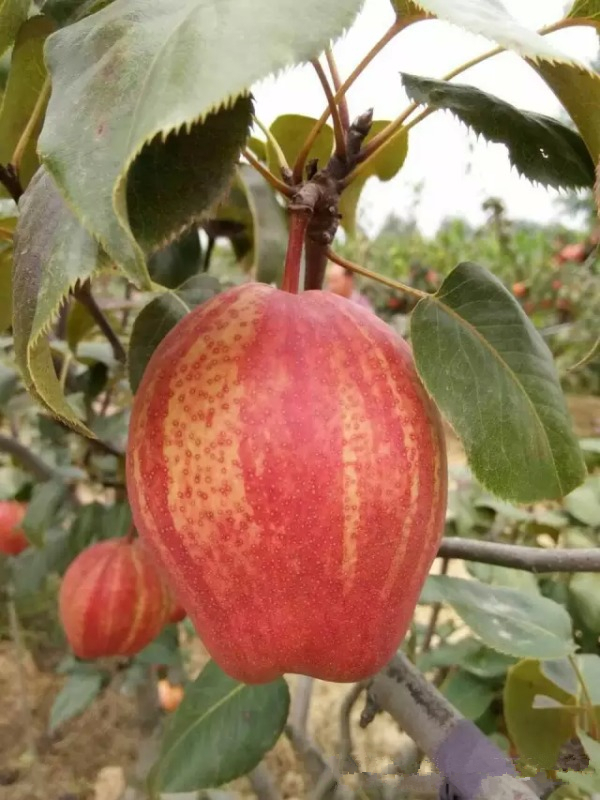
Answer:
[1,394,599,800]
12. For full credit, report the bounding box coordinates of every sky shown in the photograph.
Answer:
[251,0,598,237]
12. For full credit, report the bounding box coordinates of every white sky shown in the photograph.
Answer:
[251,0,598,236]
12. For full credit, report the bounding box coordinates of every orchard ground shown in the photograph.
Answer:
[1,394,599,800]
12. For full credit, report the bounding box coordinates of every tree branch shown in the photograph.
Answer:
[290,675,314,737]
[366,653,540,800]
[248,763,282,800]
[0,435,59,481]
[421,557,450,653]
[437,538,600,573]
[74,281,126,364]
[310,59,347,161]
[339,681,367,774]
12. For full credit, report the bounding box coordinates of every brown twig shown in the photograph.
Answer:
[311,59,347,161]
[338,681,368,774]
[248,763,282,800]
[0,435,60,481]
[73,280,126,364]
[326,248,427,301]
[290,676,314,737]
[292,19,408,183]
[325,47,350,132]
[242,148,295,196]
[421,557,450,653]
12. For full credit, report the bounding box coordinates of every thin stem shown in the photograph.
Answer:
[325,47,350,131]
[357,18,578,165]
[7,585,38,767]
[290,676,314,736]
[292,18,407,183]
[0,434,59,481]
[242,148,294,197]
[252,116,290,173]
[282,211,311,294]
[421,557,450,653]
[303,239,329,291]
[74,281,126,364]
[437,538,600,573]
[339,681,368,773]
[569,655,599,739]
[310,59,347,161]
[567,334,600,373]
[59,351,72,391]
[326,248,428,302]
[12,78,51,174]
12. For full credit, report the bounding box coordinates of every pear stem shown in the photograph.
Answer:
[282,210,311,293]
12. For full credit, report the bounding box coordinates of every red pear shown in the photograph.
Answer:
[0,501,29,556]
[59,537,172,659]
[127,283,447,684]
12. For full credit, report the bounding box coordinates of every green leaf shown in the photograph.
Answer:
[0,16,55,197]
[66,302,96,352]
[38,0,363,285]
[147,227,202,289]
[339,121,408,236]
[0,0,30,58]
[440,669,495,720]
[148,660,290,794]
[392,0,584,63]
[136,626,182,668]
[564,476,600,526]
[128,274,221,393]
[419,637,515,679]
[49,671,103,732]
[424,575,576,659]
[266,114,333,176]
[410,262,586,502]
[504,658,576,770]
[466,562,541,596]
[126,96,253,261]
[568,0,600,24]
[578,728,600,772]
[13,169,107,434]
[239,164,288,285]
[22,479,68,547]
[569,573,600,634]
[401,73,594,191]
[528,62,600,174]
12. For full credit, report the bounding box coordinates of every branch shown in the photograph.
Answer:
[242,148,295,197]
[339,681,367,774]
[292,18,408,183]
[437,538,600,573]
[326,248,427,301]
[290,675,314,736]
[421,557,450,653]
[366,653,540,800]
[311,59,347,161]
[325,48,350,132]
[74,281,126,364]
[248,763,282,800]
[0,435,60,481]
[284,724,352,800]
